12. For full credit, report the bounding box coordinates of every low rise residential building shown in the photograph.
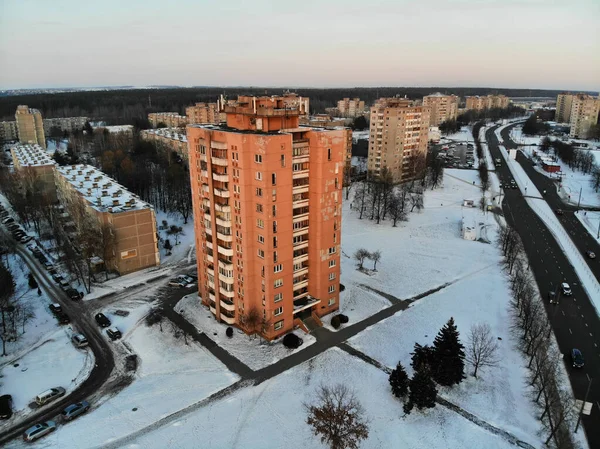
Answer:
[10,144,57,199]
[465,95,510,111]
[422,93,459,125]
[140,128,188,160]
[0,120,18,141]
[185,102,222,124]
[368,97,431,182]
[337,98,366,117]
[299,114,349,128]
[43,116,89,134]
[148,112,188,128]
[15,105,46,148]
[55,164,160,275]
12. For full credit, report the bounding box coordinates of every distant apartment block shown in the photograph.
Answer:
[55,164,160,275]
[569,94,600,138]
[15,105,46,149]
[299,114,348,128]
[185,103,222,124]
[140,128,188,160]
[422,93,459,126]
[148,112,188,128]
[186,94,345,340]
[10,144,57,200]
[43,116,89,134]
[368,97,431,183]
[337,98,366,117]
[0,121,18,142]
[555,93,575,123]
[465,95,510,111]
[93,125,135,136]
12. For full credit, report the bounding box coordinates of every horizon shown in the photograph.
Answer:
[1,0,598,92]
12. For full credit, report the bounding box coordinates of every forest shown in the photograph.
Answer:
[0,86,564,124]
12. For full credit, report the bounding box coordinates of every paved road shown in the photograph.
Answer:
[487,126,600,448]
[0,236,115,445]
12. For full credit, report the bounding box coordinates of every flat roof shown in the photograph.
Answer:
[143,128,187,142]
[11,144,56,167]
[56,164,152,213]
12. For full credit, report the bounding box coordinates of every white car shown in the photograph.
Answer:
[177,275,195,285]
[561,283,572,296]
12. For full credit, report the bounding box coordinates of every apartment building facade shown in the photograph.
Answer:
[555,93,575,123]
[15,105,46,148]
[10,144,57,200]
[465,95,510,111]
[148,112,188,128]
[0,121,18,142]
[43,116,89,134]
[422,93,459,126]
[569,94,600,138]
[185,102,222,124]
[337,98,366,117]
[140,128,189,160]
[187,95,345,340]
[368,98,431,183]
[55,164,160,275]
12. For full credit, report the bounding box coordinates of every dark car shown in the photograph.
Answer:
[106,327,122,341]
[61,400,90,421]
[571,348,584,368]
[56,312,70,325]
[0,394,12,419]
[51,274,64,283]
[49,303,62,314]
[66,288,80,300]
[555,209,564,215]
[95,313,111,328]
[586,250,596,259]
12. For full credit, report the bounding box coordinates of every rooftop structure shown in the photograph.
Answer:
[10,143,55,168]
[10,144,57,200]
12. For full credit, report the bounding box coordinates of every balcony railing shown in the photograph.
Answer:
[217,245,234,257]
[221,314,235,324]
[212,172,229,182]
[292,199,309,209]
[220,299,235,311]
[214,188,230,198]
[211,156,228,166]
[219,286,235,298]
[292,170,309,179]
[214,203,231,213]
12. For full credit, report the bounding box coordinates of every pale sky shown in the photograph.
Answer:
[0,0,598,91]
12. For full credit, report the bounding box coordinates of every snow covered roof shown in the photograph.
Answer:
[93,125,134,133]
[56,164,152,214]
[143,128,187,142]
[11,144,56,167]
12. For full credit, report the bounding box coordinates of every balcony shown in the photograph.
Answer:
[218,259,233,270]
[221,275,234,285]
[294,267,309,277]
[219,286,235,298]
[293,250,308,262]
[293,288,309,301]
[206,241,213,250]
[210,305,216,315]
[214,203,231,213]
[207,278,215,289]
[206,253,214,263]
[212,172,229,183]
[208,290,216,302]
[293,227,309,237]
[207,266,214,278]
[221,313,235,325]
[292,154,310,164]
[220,299,235,312]
[292,170,309,179]
[211,156,228,166]
[201,169,208,178]
[292,184,309,194]
[292,199,309,209]
[215,216,231,227]
[293,295,321,314]
[293,279,309,290]
[217,245,234,257]
[217,231,232,242]
[214,188,230,198]
[292,212,309,223]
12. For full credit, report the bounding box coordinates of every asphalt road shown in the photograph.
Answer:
[487,126,600,448]
[0,236,115,445]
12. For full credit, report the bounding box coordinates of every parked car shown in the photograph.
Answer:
[51,274,64,283]
[61,401,90,421]
[1,217,14,224]
[555,209,564,215]
[23,421,56,442]
[59,279,70,289]
[95,312,111,328]
[20,235,33,243]
[66,288,81,300]
[71,333,88,348]
[6,223,19,231]
[56,312,70,325]
[571,348,584,368]
[177,275,195,285]
[43,261,54,270]
[586,250,596,259]
[49,303,62,314]
[168,278,187,288]
[561,283,572,296]
[0,394,13,419]
[106,327,122,341]
[35,387,66,406]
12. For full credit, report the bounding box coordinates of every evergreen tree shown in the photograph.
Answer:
[388,362,409,398]
[411,343,435,372]
[28,273,38,290]
[432,317,465,386]
[408,368,437,411]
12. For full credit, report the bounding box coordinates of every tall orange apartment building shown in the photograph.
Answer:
[187,95,346,339]
[185,102,222,124]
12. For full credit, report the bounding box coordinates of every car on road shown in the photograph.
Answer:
[106,327,122,341]
[23,421,56,442]
[547,291,558,304]
[168,278,188,288]
[586,250,596,259]
[561,283,572,296]
[570,348,584,368]
[71,333,88,348]
[95,312,111,327]
[61,400,90,421]
[177,274,195,285]
[0,394,13,419]
[35,387,66,406]
[49,303,62,314]
[555,209,564,215]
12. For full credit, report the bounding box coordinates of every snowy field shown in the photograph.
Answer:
[155,209,195,265]
[575,210,600,243]
[442,126,475,144]
[129,348,521,449]
[10,324,239,449]
[176,294,316,370]
[323,284,391,331]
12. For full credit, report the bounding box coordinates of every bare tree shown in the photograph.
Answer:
[409,187,424,212]
[304,384,369,449]
[466,323,499,378]
[240,306,261,338]
[167,225,184,245]
[353,249,370,270]
[369,250,381,271]
[145,308,164,332]
[386,192,407,227]
[15,301,35,334]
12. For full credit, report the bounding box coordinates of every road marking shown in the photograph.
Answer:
[569,328,572,334]
[585,323,588,327]
[587,373,591,382]
[545,269,548,274]
[562,310,565,316]
[591,333,593,337]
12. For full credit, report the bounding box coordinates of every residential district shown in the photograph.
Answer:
[0,90,599,449]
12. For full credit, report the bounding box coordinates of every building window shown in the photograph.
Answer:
[256,203,263,213]
[328,148,331,161]
[328,285,336,293]
[274,263,282,273]
[121,249,137,259]
[328,298,336,306]
[255,154,262,163]
[257,219,264,228]
[256,171,262,180]
[281,155,285,167]
[328,246,336,255]
[273,251,278,263]
[273,236,278,248]
[258,249,265,258]
[329,272,336,281]
[274,307,283,316]
[274,320,284,331]
[274,293,283,302]
[274,278,283,288]
[272,173,276,185]
[272,205,276,217]
[329,260,336,268]
[256,188,263,197]
[258,235,264,244]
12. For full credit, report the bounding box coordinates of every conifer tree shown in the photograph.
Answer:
[406,368,437,413]
[388,362,409,398]
[411,343,435,372]
[432,317,465,386]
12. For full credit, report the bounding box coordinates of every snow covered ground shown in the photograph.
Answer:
[322,284,390,331]
[575,210,600,243]
[442,126,475,144]
[155,209,195,265]
[129,348,523,449]
[352,129,369,141]
[9,324,239,449]
[176,294,316,370]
